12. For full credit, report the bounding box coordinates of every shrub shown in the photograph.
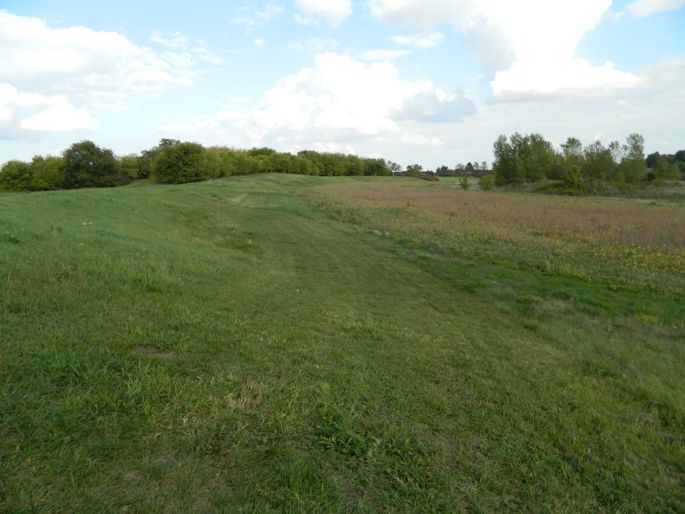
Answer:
[478,174,495,191]
[30,156,66,191]
[64,141,120,188]
[0,160,33,191]
[151,142,209,184]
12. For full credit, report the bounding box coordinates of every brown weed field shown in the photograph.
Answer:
[307,181,685,273]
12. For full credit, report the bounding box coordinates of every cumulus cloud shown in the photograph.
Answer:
[160,53,460,150]
[295,0,353,25]
[368,0,641,97]
[149,31,192,49]
[390,32,445,49]
[0,10,209,135]
[627,0,685,17]
[0,83,99,133]
[395,89,475,122]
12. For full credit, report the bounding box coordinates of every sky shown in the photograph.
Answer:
[1,0,684,169]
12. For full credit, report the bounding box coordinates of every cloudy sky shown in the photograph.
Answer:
[1,0,684,168]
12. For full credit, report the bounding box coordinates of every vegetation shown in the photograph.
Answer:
[493,132,684,193]
[0,139,393,193]
[63,140,120,189]
[1,174,683,511]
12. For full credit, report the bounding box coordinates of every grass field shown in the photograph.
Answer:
[1,174,684,512]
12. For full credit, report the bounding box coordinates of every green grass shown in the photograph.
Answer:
[1,174,684,512]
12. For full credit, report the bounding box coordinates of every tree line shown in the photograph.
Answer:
[0,139,393,192]
[492,133,684,191]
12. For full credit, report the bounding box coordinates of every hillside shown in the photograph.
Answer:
[1,175,684,512]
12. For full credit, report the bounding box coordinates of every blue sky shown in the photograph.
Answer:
[1,0,684,168]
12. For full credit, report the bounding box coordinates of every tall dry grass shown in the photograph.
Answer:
[320,183,685,250]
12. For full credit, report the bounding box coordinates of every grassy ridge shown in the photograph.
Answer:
[1,175,684,512]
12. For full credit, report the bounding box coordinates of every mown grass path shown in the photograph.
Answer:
[1,175,683,512]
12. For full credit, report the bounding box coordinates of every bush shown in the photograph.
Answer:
[64,141,120,188]
[0,160,33,191]
[478,174,495,191]
[152,142,209,184]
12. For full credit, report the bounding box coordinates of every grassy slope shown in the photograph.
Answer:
[1,175,683,512]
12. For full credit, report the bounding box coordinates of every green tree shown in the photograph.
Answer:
[118,155,141,180]
[363,158,391,176]
[620,133,646,183]
[0,160,33,191]
[406,164,423,177]
[582,141,615,181]
[30,156,66,190]
[653,157,680,181]
[493,134,517,185]
[152,142,209,184]
[63,140,120,188]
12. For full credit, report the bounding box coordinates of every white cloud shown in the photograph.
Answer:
[160,53,461,151]
[368,0,641,97]
[253,38,266,47]
[0,10,206,135]
[295,0,352,25]
[150,32,223,65]
[360,49,411,61]
[0,83,99,133]
[231,3,283,27]
[20,107,100,132]
[400,132,442,146]
[395,89,475,122]
[150,31,192,49]
[390,32,445,49]
[627,0,685,17]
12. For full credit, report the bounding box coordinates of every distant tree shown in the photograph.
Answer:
[63,140,119,189]
[646,152,661,169]
[152,142,208,184]
[582,141,614,181]
[386,161,402,174]
[118,154,141,180]
[465,162,475,174]
[435,165,451,176]
[343,155,364,176]
[363,158,391,176]
[493,133,557,184]
[406,164,423,177]
[619,133,647,183]
[459,176,470,190]
[561,137,583,161]
[493,134,517,185]
[558,137,585,187]
[481,161,488,170]
[519,133,556,181]
[653,156,680,181]
[0,160,33,191]
[30,156,66,190]
[248,147,277,157]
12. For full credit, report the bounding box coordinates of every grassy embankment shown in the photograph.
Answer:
[1,174,684,512]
